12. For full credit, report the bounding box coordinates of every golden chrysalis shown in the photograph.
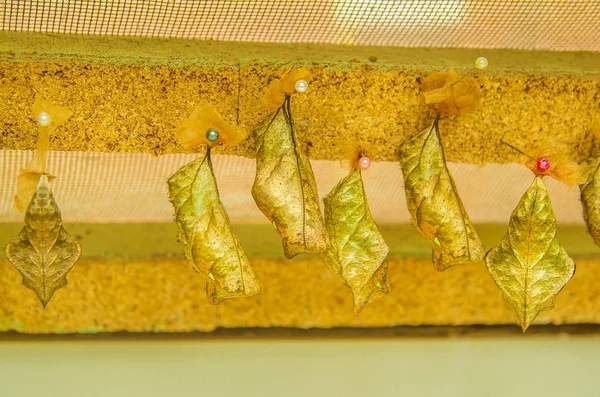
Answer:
[168,150,260,304]
[6,175,81,307]
[168,104,259,303]
[6,99,79,307]
[252,71,329,259]
[485,177,576,332]
[322,155,390,313]
[580,156,600,246]
[579,125,600,246]
[399,118,484,270]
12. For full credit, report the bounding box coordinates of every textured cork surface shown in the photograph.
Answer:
[1,32,600,334]
[1,32,599,164]
[1,254,599,334]
[0,223,599,334]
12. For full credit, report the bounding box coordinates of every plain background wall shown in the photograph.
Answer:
[1,336,599,397]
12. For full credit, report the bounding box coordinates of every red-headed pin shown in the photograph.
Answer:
[536,157,550,172]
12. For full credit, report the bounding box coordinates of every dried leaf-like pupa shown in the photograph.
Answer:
[580,156,600,246]
[252,97,329,258]
[5,174,81,307]
[399,119,484,270]
[322,167,390,313]
[168,151,260,304]
[486,177,576,332]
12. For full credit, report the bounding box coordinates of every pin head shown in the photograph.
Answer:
[358,156,371,170]
[536,157,550,172]
[36,112,51,127]
[475,57,488,70]
[206,128,219,143]
[295,79,308,93]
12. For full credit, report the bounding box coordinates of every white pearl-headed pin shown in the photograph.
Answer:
[295,79,308,93]
[475,56,488,70]
[358,156,371,170]
[36,111,51,127]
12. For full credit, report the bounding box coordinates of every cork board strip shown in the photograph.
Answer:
[1,255,599,334]
[0,33,599,164]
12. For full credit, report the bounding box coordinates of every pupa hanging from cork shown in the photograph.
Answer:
[579,121,600,247]
[398,59,488,271]
[5,98,81,307]
[168,103,260,304]
[251,69,329,259]
[486,141,582,332]
[321,150,390,313]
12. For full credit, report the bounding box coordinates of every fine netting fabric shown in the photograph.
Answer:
[1,0,599,51]
[0,151,584,224]
[0,1,596,225]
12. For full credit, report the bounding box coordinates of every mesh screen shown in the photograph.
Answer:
[1,0,599,51]
[0,1,595,225]
[0,151,584,224]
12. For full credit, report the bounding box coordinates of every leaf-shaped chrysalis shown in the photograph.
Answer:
[322,161,390,313]
[485,177,576,332]
[252,74,329,259]
[399,118,484,270]
[169,103,259,304]
[580,157,600,246]
[168,149,260,304]
[579,122,600,246]
[5,174,81,307]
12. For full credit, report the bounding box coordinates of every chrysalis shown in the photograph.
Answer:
[168,104,260,304]
[485,177,576,332]
[578,123,600,246]
[399,118,484,270]
[5,99,80,307]
[252,70,329,259]
[399,66,485,270]
[581,156,600,246]
[6,175,81,307]
[322,155,390,313]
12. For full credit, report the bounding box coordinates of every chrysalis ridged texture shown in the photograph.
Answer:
[580,157,600,246]
[5,174,81,307]
[322,168,390,314]
[399,119,484,270]
[252,97,329,258]
[168,152,260,304]
[486,177,576,332]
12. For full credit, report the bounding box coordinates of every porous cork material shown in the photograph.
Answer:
[0,32,599,164]
[0,255,598,334]
[1,32,600,334]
